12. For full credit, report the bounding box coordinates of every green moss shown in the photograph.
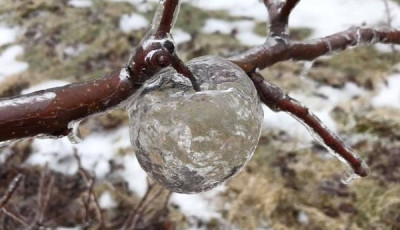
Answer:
[1,0,137,83]
[290,27,313,40]
[253,22,267,37]
[327,46,399,77]
[253,22,313,40]
[174,3,245,34]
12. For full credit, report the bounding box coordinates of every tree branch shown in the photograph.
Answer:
[0,0,184,142]
[230,27,400,73]
[250,72,369,177]
[0,0,398,177]
[0,70,137,142]
[264,0,301,38]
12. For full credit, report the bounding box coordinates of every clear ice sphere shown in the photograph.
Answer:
[128,56,264,193]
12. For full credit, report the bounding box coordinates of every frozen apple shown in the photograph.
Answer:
[128,56,263,193]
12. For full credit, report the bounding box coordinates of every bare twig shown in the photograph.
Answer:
[35,166,55,225]
[1,207,29,228]
[0,174,29,228]
[74,151,105,228]
[0,174,23,208]
[123,182,156,229]
[171,54,201,91]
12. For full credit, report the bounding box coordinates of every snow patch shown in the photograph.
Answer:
[120,13,149,33]
[26,127,133,177]
[171,185,224,222]
[0,26,19,47]
[202,19,264,46]
[372,74,400,108]
[172,28,191,45]
[99,191,118,209]
[121,154,148,197]
[68,0,93,8]
[0,45,28,80]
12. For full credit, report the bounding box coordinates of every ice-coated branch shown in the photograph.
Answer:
[154,0,181,35]
[263,0,301,38]
[0,70,137,142]
[250,72,369,178]
[230,27,400,73]
[171,54,201,91]
[0,0,183,142]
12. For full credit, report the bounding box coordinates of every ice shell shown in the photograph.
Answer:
[128,56,264,193]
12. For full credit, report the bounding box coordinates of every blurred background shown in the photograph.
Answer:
[0,0,399,229]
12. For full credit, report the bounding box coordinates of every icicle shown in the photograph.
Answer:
[341,170,360,184]
[299,61,314,78]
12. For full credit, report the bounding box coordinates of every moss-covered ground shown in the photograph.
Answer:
[0,0,399,229]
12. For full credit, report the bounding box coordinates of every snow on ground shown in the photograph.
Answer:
[122,154,149,196]
[202,19,265,46]
[372,73,400,108]
[0,45,28,80]
[172,28,191,45]
[99,191,118,209]
[0,25,28,81]
[0,26,19,47]
[193,0,400,38]
[26,125,226,222]
[68,0,93,8]
[171,185,225,224]
[120,13,150,33]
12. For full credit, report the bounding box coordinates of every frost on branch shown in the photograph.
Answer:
[128,56,264,193]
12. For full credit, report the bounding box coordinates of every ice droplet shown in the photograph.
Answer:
[67,120,82,144]
[299,61,314,78]
[341,170,360,185]
[128,56,264,194]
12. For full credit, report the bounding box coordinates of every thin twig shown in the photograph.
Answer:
[1,207,29,227]
[171,54,201,91]
[0,174,23,208]
[0,174,28,228]
[123,181,156,229]
[130,186,165,229]
[74,150,105,228]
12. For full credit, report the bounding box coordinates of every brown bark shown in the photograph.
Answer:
[0,70,137,141]
[229,27,400,74]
